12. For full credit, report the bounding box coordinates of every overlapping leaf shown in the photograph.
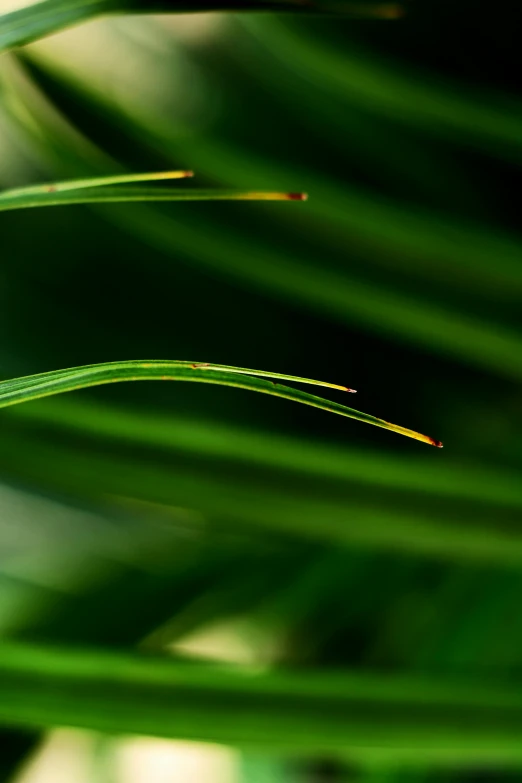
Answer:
[0,360,441,446]
[0,169,306,211]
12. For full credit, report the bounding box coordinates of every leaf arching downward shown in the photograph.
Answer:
[0,360,442,447]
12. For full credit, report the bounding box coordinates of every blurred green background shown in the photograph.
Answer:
[1,0,522,781]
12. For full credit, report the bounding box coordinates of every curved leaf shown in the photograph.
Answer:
[0,360,442,447]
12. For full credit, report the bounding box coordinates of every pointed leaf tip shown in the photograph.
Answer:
[0,361,438,447]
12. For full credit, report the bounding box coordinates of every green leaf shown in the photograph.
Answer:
[0,0,109,56]
[2,168,194,195]
[7,423,522,565]
[7,396,520,510]
[0,360,442,447]
[242,16,522,165]
[0,0,400,57]
[2,641,522,763]
[0,171,306,212]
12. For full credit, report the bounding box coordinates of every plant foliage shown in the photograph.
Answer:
[0,0,521,781]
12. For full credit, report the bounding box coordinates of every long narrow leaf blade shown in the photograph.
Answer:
[0,360,442,446]
[7,397,517,508]
[1,641,521,763]
[0,185,307,212]
[2,169,194,197]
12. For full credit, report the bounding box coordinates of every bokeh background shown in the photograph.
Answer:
[1,0,522,780]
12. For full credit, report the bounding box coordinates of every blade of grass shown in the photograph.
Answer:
[0,184,307,212]
[2,168,193,197]
[0,360,440,447]
[2,641,522,764]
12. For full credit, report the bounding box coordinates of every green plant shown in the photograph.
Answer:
[0,0,402,55]
[0,359,442,445]
[0,1,520,782]
[0,169,311,210]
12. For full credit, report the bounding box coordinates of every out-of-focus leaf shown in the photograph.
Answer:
[0,728,41,783]
[4,421,522,566]
[3,641,522,763]
[241,16,522,165]
[0,0,108,55]
[0,0,400,56]
[9,397,517,509]
[27,50,522,303]
[11,54,522,383]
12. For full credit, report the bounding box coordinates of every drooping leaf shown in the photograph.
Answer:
[0,360,441,446]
